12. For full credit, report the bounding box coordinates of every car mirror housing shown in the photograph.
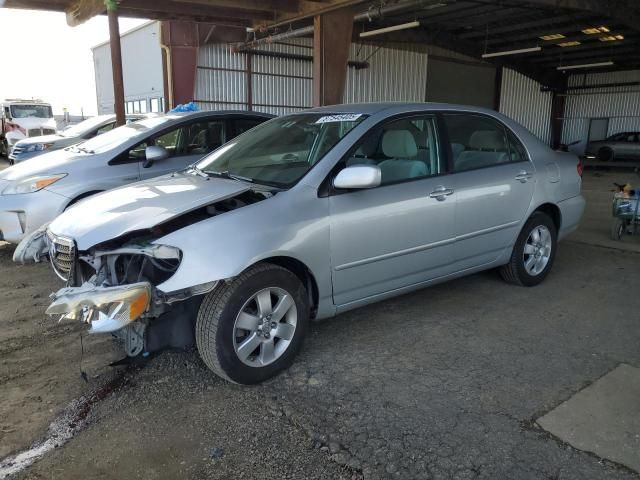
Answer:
[143,145,169,168]
[333,165,382,190]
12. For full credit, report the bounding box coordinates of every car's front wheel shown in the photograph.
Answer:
[500,212,557,286]
[196,263,309,384]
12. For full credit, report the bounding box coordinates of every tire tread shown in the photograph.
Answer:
[196,263,298,384]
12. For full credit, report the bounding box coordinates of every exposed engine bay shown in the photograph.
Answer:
[15,188,273,357]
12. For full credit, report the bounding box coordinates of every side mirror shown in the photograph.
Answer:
[143,145,169,168]
[333,165,382,190]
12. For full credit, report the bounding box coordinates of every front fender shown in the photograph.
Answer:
[153,185,333,310]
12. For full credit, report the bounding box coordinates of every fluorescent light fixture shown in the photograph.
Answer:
[540,33,565,40]
[360,21,420,38]
[557,61,614,71]
[582,26,610,34]
[599,34,624,41]
[481,46,541,58]
[557,41,581,47]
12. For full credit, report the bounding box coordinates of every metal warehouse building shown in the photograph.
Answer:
[10,0,640,159]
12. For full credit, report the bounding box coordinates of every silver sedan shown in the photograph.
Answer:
[0,111,271,243]
[16,103,585,384]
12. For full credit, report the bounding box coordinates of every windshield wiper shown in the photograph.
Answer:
[207,170,255,183]
[188,165,208,178]
[72,146,94,154]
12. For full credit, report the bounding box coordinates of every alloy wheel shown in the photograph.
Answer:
[523,225,552,276]
[232,287,297,367]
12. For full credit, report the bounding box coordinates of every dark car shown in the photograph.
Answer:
[586,132,640,161]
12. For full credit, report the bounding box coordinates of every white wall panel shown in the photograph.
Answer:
[499,68,553,144]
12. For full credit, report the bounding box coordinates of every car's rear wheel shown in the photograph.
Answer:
[598,147,614,162]
[500,212,557,286]
[196,263,309,384]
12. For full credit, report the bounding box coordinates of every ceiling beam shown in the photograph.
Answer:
[485,21,627,46]
[117,7,251,25]
[65,0,105,26]
[178,0,301,12]
[515,0,640,31]
[3,0,68,10]
[119,0,275,20]
[459,12,594,39]
[254,0,368,30]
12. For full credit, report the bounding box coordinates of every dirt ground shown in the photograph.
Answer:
[1,160,639,479]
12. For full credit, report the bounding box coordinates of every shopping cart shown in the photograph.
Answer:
[611,191,640,240]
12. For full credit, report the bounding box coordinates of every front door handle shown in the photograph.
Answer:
[429,186,454,201]
[515,170,533,183]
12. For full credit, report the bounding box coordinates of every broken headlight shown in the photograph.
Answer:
[46,282,151,333]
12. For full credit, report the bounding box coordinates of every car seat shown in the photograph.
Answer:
[378,130,427,183]
[455,130,509,171]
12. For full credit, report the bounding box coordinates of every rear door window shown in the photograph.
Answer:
[443,114,513,172]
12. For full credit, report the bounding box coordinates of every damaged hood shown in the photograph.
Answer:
[48,172,250,250]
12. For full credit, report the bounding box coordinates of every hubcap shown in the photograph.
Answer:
[523,225,552,276]
[232,287,297,367]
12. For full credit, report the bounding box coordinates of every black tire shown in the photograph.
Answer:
[500,212,558,287]
[196,263,309,384]
[598,147,614,162]
[1,140,8,159]
[610,218,626,240]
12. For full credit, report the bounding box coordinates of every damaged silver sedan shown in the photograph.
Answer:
[15,103,585,384]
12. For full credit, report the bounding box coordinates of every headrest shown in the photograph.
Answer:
[469,130,505,151]
[382,130,418,158]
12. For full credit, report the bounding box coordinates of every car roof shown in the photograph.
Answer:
[304,102,503,117]
[164,110,274,121]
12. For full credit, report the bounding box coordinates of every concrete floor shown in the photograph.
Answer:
[1,165,639,480]
[538,364,640,473]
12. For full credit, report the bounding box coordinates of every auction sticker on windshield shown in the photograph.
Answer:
[315,114,362,124]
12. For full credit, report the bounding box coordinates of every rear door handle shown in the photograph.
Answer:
[429,186,454,201]
[515,170,533,183]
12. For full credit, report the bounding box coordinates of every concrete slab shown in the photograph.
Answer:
[537,364,640,472]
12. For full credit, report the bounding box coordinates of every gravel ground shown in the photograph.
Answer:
[1,167,639,479]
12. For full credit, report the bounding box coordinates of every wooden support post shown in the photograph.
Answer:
[107,1,126,126]
[313,7,354,107]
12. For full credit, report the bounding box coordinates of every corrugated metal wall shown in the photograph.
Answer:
[194,39,427,114]
[251,39,313,116]
[196,44,248,111]
[344,43,428,103]
[499,68,553,144]
[562,70,640,154]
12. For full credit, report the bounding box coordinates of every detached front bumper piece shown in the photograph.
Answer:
[46,282,151,333]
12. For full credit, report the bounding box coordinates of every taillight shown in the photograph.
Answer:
[577,160,583,177]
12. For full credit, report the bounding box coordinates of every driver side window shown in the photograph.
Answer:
[346,115,440,185]
[127,127,182,162]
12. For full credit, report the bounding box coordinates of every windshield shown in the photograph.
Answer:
[196,113,367,187]
[71,116,171,154]
[10,104,53,119]
[61,116,112,137]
